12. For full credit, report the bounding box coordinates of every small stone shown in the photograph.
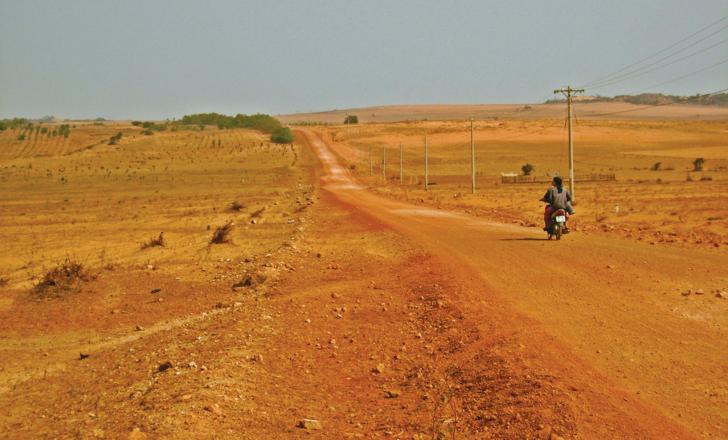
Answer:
[135,325,144,331]
[716,291,726,299]
[681,290,691,296]
[537,425,552,440]
[372,363,385,374]
[695,289,704,295]
[127,428,147,440]
[150,288,161,293]
[607,264,615,269]
[179,394,192,401]
[550,434,565,440]
[384,389,401,398]
[79,353,90,360]
[188,361,198,369]
[250,219,257,225]
[305,318,311,324]
[297,418,322,430]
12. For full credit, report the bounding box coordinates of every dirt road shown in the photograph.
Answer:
[302,129,728,439]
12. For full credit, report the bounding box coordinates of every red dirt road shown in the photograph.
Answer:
[301,129,728,439]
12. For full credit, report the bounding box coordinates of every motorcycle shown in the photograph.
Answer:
[547,209,568,240]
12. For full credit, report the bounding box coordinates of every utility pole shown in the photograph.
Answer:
[399,142,404,185]
[424,135,429,191]
[470,118,475,194]
[369,145,373,176]
[554,86,584,201]
[382,146,386,183]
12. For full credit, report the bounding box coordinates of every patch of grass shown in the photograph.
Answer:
[141,232,165,249]
[32,259,93,298]
[210,222,234,244]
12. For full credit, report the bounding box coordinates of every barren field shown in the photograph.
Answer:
[0,113,726,439]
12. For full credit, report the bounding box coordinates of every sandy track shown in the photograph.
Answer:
[301,129,728,439]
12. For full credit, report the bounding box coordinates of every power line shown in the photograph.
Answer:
[579,16,728,88]
[588,36,728,90]
[633,58,728,93]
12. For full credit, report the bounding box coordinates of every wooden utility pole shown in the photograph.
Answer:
[424,135,429,191]
[470,118,475,194]
[399,142,403,185]
[369,145,373,176]
[554,86,584,201]
[382,146,386,183]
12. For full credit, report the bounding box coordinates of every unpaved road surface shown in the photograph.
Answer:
[302,129,728,439]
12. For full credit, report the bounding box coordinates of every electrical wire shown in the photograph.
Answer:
[587,36,728,91]
[579,15,728,88]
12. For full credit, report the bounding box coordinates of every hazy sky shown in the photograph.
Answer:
[1,0,726,119]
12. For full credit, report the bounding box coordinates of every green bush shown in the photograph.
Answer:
[344,115,359,124]
[270,127,294,144]
[521,163,535,176]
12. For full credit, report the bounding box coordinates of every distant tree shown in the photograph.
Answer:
[693,157,705,171]
[521,163,535,176]
[40,115,55,122]
[344,115,359,124]
[131,121,142,127]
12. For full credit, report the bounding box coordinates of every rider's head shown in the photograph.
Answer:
[552,176,563,189]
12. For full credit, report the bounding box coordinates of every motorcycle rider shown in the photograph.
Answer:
[541,176,574,232]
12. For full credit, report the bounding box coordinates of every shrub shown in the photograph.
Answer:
[229,201,245,212]
[271,127,294,144]
[32,259,92,298]
[141,232,165,249]
[108,132,123,145]
[693,158,705,171]
[210,222,234,244]
[521,163,534,176]
[344,115,359,124]
[17,133,26,141]
[131,121,142,126]
[142,129,154,135]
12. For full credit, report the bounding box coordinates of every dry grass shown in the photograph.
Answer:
[31,259,93,298]
[210,222,234,244]
[229,201,246,212]
[140,232,165,249]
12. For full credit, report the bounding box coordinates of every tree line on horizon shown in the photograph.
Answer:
[178,113,293,143]
[547,92,728,107]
